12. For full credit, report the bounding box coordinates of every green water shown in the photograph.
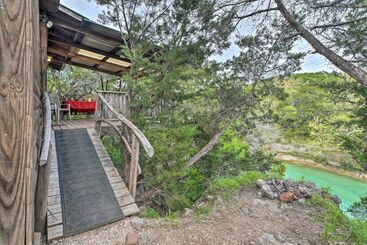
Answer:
[284,164,367,212]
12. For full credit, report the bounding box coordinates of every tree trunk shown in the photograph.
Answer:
[275,0,367,87]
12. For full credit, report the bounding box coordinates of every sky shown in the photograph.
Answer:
[61,0,332,73]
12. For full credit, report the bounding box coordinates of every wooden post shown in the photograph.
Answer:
[0,0,41,244]
[34,150,50,235]
[128,135,140,199]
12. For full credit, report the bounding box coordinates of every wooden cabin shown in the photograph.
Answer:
[0,1,153,244]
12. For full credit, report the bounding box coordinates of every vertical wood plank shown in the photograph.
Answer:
[0,0,40,244]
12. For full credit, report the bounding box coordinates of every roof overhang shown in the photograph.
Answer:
[42,4,132,76]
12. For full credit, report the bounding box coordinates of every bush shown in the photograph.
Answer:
[194,206,211,217]
[102,123,282,214]
[348,195,367,221]
[202,128,277,177]
[140,208,160,218]
[308,195,367,243]
[101,135,124,173]
[209,171,264,195]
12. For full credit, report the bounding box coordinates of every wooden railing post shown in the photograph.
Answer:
[95,92,102,134]
[128,135,140,199]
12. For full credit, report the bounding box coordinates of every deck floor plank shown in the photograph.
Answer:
[47,119,139,242]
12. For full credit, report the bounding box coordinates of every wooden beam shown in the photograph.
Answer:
[0,0,39,244]
[64,60,123,76]
[47,47,129,73]
[48,34,131,63]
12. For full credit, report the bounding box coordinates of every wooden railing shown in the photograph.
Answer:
[39,92,52,166]
[95,91,154,199]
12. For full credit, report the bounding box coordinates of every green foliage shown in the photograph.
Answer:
[140,208,160,219]
[308,195,367,243]
[201,128,279,177]
[194,206,211,217]
[48,66,116,99]
[267,163,286,179]
[101,135,124,173]
[348,194,367,221]
[165,210,177,222]
[270,72,349,144]
[141,125,205,211]
[142,124,199,182]
[267,72,367,172]
[341,133,367,171]
[209,171,265,196]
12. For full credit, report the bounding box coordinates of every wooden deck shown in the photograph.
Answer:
[47,119,139,241]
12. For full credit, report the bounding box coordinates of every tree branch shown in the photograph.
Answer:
[310,17,367,30]
[274,0,367,87]
[235,7,278,19]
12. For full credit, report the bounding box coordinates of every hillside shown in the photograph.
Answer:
[247,72,367,176]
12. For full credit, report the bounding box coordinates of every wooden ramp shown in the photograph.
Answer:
[47,120,139,241]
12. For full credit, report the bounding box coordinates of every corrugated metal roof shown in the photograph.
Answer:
[46,4,131,76]
[81,36,116,53]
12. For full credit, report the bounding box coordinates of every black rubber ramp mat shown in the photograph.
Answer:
[54,129,123,237]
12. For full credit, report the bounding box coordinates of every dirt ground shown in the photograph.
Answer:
[51,188,326,245]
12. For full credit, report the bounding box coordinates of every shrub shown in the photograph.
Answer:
[202,128,277,177]
[348,195,367,221]
[101,135,124,173]
[140,208,160,218]
[209,171,265,195]
[195,206,211,217]
[308,195,367,243]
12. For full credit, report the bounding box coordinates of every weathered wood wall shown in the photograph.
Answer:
[34,22,49,237]
[96,91,130,120]
[0,0,43,244]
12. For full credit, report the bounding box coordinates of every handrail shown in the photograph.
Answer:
[39,92,52,166]
[97,93,154,157]
[95,118,132,154]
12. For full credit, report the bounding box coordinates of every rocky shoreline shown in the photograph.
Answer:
[256,178,341,205]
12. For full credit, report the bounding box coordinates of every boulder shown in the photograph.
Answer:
[183,208,194,217]
[125,233,139,245]
[278,191,297,202]
[206,195,216,201]
[294,186,311,199]
[331,195,342,205]
[327,160,341,167]
[259,233,282,245]
[240,207,250,215]
[261,184,278,199]
[256,179,266,188]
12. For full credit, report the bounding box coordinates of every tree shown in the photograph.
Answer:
[348,194,367,221]
[274,0,367,86]
[190,0,367,86]
[47,66,117,99]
